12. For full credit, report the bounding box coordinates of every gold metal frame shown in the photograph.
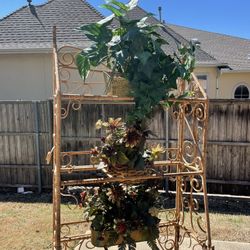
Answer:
[51,27,214,250]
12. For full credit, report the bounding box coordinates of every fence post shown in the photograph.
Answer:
[34,101,42,193]
[164,109,169,194]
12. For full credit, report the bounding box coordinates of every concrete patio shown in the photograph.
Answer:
[79,239,250,250]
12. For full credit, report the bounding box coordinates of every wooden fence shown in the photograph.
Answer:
[0,100,249,194]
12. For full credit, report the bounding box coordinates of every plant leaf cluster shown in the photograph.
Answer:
[76,0,195,125]
[91,118,164,170]
[82,183,161,249]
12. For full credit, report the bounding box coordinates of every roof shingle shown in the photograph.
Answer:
[126,7,219,66]
[1,0,247,71]
[168,24,250,70]
[0,0,103,50]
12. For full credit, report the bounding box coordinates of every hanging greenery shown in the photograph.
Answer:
[81,184,161,249]
[76,1,196,248]
[76,0,195,126]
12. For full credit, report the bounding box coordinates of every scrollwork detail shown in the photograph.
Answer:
[190,175,203,193]
[194,103,206,122]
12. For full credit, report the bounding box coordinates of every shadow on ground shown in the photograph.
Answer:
[1,191,249,215]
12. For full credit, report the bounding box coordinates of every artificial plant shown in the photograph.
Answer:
[81,184,161,250]
[76,0,195,126]
[91,118,164,171]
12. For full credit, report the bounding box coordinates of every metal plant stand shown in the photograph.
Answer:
[50,28,214,250]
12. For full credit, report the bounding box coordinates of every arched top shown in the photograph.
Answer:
[233,83,250,99]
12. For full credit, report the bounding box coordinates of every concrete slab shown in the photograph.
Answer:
[78,239,250,250]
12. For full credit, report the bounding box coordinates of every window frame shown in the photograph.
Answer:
[233,83,250,99]
[196,73,209,94]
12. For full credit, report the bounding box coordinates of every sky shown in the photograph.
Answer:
[1,0,250,39]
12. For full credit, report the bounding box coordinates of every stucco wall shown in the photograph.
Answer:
[194,67,250,99]
[0,53,53,100]
[219,72,250,99]
[0,53,107,100]
[0,53,249,100]
[194,67,218,98]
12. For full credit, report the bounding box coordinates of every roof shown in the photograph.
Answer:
[126,7,220,66]
[1,1,247,70]
[168,24,250,71]
[0,0,103,51]
[0,0,219,66]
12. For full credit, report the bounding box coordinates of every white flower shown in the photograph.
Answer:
[97,162,106,169]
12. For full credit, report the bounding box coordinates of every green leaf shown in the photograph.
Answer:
[78,22,112,44]
[78,23,101,36]
[86,44,108,67]
[101,4,124,16]
[76,54,90,80]
[155,38,168,45]
[134,155,145,170]
[117,151,129,165]
[110,0,129,11]
[110,155,117,166]
[138,51,152,66]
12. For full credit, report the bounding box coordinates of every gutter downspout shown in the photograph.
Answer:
[216,68,221,98]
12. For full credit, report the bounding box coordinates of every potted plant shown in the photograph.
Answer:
[90,117,164,176]
[76,0,195,247]
[81,183,161,249]
[76,0,195,126]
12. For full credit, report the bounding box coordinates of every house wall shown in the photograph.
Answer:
[194,67,218,98]
[0,53,53,100]
[1,53,249,100]
[0,53,107,101]
[194,67,250,99]
[219,72,250,98]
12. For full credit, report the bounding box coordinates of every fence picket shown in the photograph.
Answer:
[0,100,249,194]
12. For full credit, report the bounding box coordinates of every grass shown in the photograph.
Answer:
[0,193,249,250]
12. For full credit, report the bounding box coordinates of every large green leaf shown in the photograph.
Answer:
[76,54,90,80]
[76,0,195,125]
[78,22,112,43]
[78,23,101,36]
[86,44,108,67]
[101,4,124,17]
[138,51,152,66]
[110,0,129,11]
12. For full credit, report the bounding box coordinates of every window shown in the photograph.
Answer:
[196,74,208,92]
[234,85,249,99]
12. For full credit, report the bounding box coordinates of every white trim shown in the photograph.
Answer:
[221,69,250,74]
[0,48,52,54]
[195,62,228,68]
[0,42,91,55]
[232,82,250,99]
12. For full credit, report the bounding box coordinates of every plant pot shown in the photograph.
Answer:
[106,164,146,178]
[104,72,130,97]
[91,228,151,247]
